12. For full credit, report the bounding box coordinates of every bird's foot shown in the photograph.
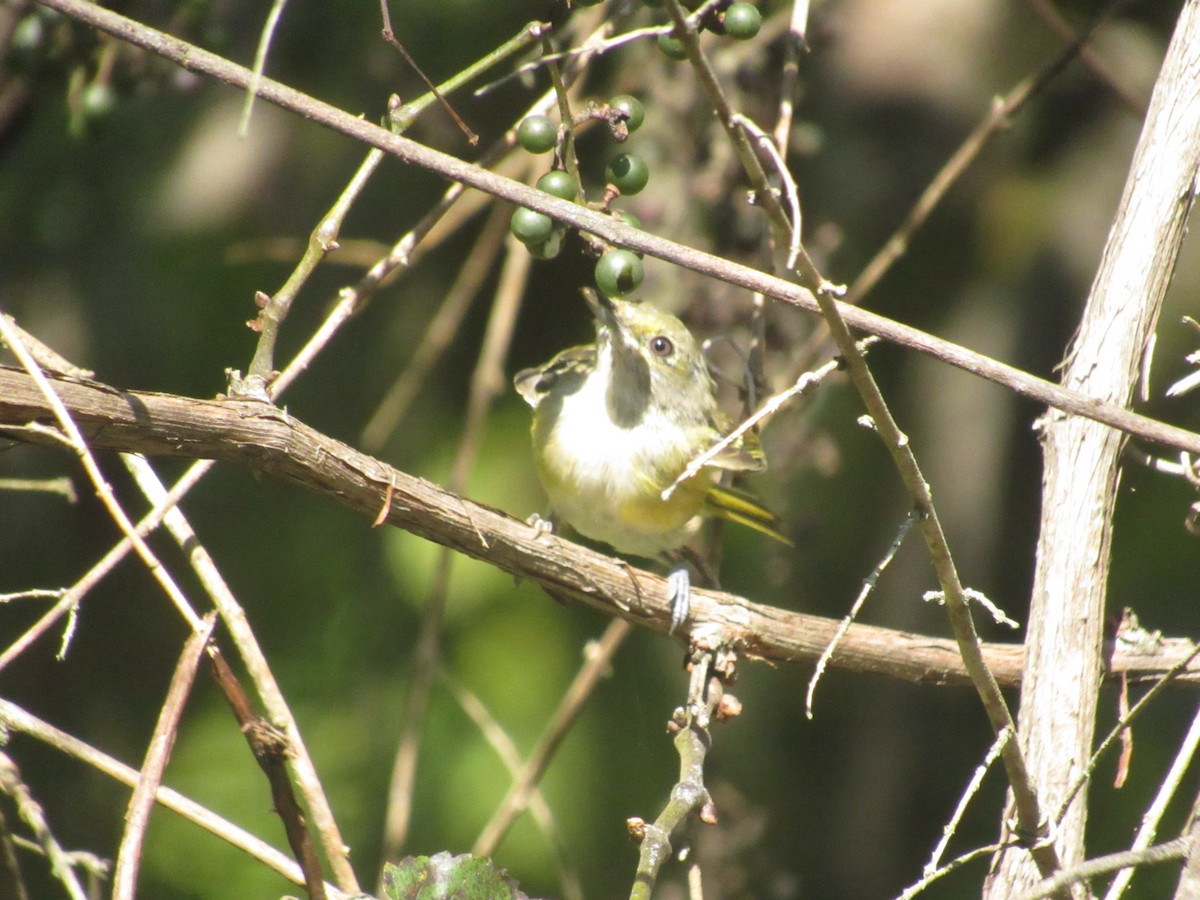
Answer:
[666,566,691,633]
[526,512,555,539]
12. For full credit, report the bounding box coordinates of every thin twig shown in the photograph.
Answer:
[474,618,632,856]
[241,144,387,390]
[387,19,548,134]
[0,588,64,603]
[0,313,92,377]
[844,3,1122,309]
[208,648,328,900]
[806,511,917,718]
[733,113,802,268]
[0,806,30,900]
[442,671,584,900]
[1102,698,1200,899]
[237,0,287,136]
[0,699,352,898]
[119,453,361,893]
[665,338,876,502]
[379,231,533,869]
[0,314,202,630]
[771,3,808,155]
[112,613,217,900]
[377,544,450,869]
[897,841,1015,900]
[1017,838,1188,900]
[378,0,478,144]
[1021,0,1145,116]
[925,729,1012,877]
[478,26,663,96]
[1057,640,1200,826]
[0,753,90,900]
[0,476,76,501]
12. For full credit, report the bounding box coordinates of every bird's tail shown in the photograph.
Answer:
[705,485,792,546]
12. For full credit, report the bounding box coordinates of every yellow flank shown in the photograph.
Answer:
[617,480,706,535]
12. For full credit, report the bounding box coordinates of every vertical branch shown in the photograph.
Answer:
[378,234,532,867]
[985,1,1200,894]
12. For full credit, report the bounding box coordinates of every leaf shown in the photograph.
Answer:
[381,852,530,900]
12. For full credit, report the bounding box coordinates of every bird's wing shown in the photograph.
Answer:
[514,344,595,407]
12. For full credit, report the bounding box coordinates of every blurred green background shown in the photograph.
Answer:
[1,1,1199,897]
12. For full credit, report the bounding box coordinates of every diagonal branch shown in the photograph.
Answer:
[112,614,217,900]
[28,0,1200,462]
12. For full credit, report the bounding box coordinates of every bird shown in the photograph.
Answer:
[514,289,787,631]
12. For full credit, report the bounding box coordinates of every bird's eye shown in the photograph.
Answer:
[649,335,674,357]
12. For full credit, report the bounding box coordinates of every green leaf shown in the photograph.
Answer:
[382,852,530,900]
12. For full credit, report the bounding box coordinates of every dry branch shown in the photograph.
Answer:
[2,365,1195,689]
[987,0,1200,893]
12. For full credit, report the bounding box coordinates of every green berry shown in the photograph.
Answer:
[656,33,688,60]
[517,115,557,154]
[723,3,762,39]
[510,207,554,245]
[526,231,563,259]
[595,249,644,298]
[606,153,650,195]
[613,210,642,231]
[11,15,44,53]
[609,95,645,133]
[536,170,577,201]
[80,82,116,119]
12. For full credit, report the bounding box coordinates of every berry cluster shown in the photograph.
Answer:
[654,0,763,58]
[511,92,650,295]
[509,1,762,297]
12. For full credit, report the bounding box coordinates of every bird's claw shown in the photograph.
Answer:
[667,567,691,633]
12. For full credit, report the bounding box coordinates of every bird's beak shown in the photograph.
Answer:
[583,288,618,328]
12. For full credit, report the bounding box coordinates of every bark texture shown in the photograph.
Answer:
[985,2,1200,895]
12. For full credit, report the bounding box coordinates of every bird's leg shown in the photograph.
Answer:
[663,548,719,633]
[526,510,558,539]
[666,565,692,633]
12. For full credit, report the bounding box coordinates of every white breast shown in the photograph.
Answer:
[536,366,702,557]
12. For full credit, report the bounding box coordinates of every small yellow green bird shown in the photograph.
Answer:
[514,290,787,631]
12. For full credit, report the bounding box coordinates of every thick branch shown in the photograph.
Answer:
[988,0,1200,894]
[1,366,1195,688]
